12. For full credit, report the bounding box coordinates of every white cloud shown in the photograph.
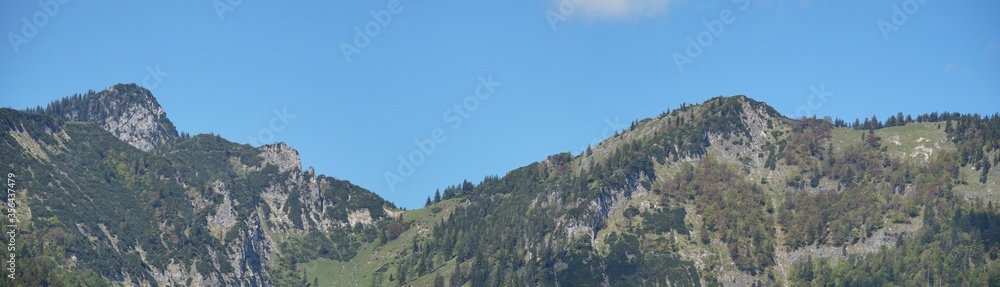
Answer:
[557,0,671,19]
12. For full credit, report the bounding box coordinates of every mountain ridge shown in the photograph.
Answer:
[2,85,394,286]
[3,84,998,286]
[25,83,179,152]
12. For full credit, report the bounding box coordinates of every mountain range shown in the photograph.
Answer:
[1,83,998,286]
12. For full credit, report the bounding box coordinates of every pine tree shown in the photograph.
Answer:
[462,180,474,193]
[450,260,464,287]
[433,274,445,287]
[425,196,432,207]
[397,263,407,286]
[980,158,991,184]
[470,254,488,286]
[434,189,441,203]
[623,206,639,226]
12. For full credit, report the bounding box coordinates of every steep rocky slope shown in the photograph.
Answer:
[2,86,997,286]
[1,85,394,286]
[311,96,998,287]
[29,83,179,152]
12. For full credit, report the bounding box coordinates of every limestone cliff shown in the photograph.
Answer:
[37,83,178,151]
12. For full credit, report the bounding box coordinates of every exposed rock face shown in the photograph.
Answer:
[347,209,375,226]
[258,142,302,173]
[207,180,238,240]
[41,83,179,151]
[227,219,271,287]
[6,85,391,286]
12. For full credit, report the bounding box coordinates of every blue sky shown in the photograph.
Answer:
[1,0,998,209]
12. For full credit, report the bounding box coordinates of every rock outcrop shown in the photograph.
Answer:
[39,83,179,151]
[258,142,302,173]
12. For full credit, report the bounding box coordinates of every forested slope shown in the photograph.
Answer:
[2,87,998,286]
[340,96,1000,287]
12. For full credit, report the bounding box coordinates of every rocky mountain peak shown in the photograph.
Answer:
[37,83,179,151]
[258,142,302,173]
